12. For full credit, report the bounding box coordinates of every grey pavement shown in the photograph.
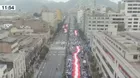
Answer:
[37,30,67,78]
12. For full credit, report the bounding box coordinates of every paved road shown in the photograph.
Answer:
[38,30,67,78]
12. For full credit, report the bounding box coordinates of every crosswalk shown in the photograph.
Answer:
[48,54,65,56]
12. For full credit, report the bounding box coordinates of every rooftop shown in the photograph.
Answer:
[111,33,140,53]
[0,64,6,69]
[0,37,17,43]
[123,0,140,2]
[0,53,20,62]
[94,32,140,77]
[0,30,6,34]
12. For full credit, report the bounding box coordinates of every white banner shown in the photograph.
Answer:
[0,5,16,10]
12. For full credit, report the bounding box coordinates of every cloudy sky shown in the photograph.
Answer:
[49,0,69,2]
[52,0,121,3]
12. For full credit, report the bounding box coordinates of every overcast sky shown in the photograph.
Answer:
[49,0,69,2]
[51,0,121,3]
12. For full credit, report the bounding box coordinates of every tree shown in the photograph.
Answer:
[33,12,41,17]
[117,23,125,31]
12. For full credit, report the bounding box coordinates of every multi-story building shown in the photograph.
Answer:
[77,10,84,24]
[90,32,140,78]
[41,10,56,27]
[0,64,7,78]
[10,26,34,36]
[18,36,43,67]
[56,9,62,22]
[14,18,50,33]
[123,0,140,31]
[0,52,26,78]
[77,0,96,10]
[108,12,125,31]
[84,12,118,39]
[0,31,9,39]
[0,37,18,53]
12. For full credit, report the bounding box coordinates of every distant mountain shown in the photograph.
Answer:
[96,0,117,9]
[0,0,117,12]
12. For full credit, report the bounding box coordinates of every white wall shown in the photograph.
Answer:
[13,52,26,78]
[77,10,84,23]
[42,12,56,27]
[108,24,118,36]
[6,69,14,78]
[0,31,9,39]
[0,65,7,78]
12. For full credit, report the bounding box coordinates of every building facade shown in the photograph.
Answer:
[90,32,140,78]
[0,52,26,78]
[0,64,7,78]
[84,13,118,38]
[56,9,62,21]
[41,11,56,27]
[0,37,18,53]
[123,0,140,31]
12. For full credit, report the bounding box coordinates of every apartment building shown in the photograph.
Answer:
[0,64,7,78]
[90,32,140,78]
[0,31,9,39]
[41,10,57,28]
[0,37,18,53]
[10,26,34,36]
[85,13,118,38]
[14,18,50,33]
[19,36,43,72]
[123,0,140,31]
[108,12,125,24]
[0,52,26,78]
[56,9,63,21]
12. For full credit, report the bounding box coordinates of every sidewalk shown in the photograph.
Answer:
[33,42,53,78]
[33,60,45,78]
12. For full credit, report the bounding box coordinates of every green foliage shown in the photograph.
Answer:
[33,13,41,17]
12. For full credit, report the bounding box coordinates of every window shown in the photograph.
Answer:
[89,21,91,23]
[134,22,138,24]
[133,4,137,6]
[92,21,96,23]
[106,17,109,19]
[132,14,137,17]
[127,11,132,13]
[133,55,138,59]
[134,18,138,20]
[133,7,137,9]
[128,18,132,20]
[89,24,91,26]
[128,7,132,9]
[133,29,138,30]
[89,28,91,30]
[128,4,132,6]
[97,25,104,27]
[97,21,100,23]
[128,25,131,27]
[100,28,104,30]
[133,11,137,13]
[133,25,138,27]
[128,22,132,24]
[119,47,121,50]
[92,28,95,30]
[105,25,108,27]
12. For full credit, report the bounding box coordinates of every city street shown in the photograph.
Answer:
[65,15,91,78]
[37,29,67,78]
